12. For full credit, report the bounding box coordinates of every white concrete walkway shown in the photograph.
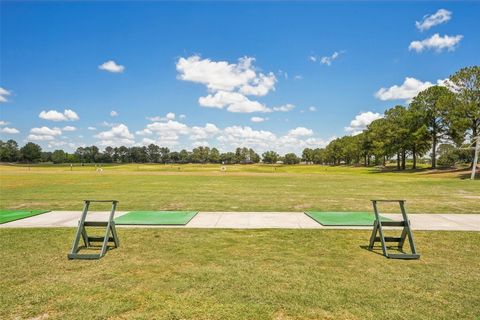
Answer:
[1,211,479,231]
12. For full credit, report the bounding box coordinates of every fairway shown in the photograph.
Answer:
[0,164,478,213]
[1,228,479,319]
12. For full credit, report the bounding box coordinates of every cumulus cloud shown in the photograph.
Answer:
[141,120,190,146]
[177,55,293,114]
[218,126,277,149]
[88,126,97,131]
[110,110,118,117]
[147,112,176,122]
[27,134,55,141]
[27,126,62,141]
[416,9,452,31]
[0,120,9,126]
[272,104,295,112]
[189,123,220,140]
[95,124,134,146]
[345,112,383,135]
[30,126,62,136]
[239,73,276,96]
[199,91,271,113]
[135,118,327,154]
[0,87,11,103]
[39,109,79,121]
[0,127,20,134]
[375,77,448,102]
[287,127,314,137]
[176,55,258,92]
[62,126,77,132]
[409,33,463,53]
[251,116,266,123]
[217,125,327,154]
[309,106,317,112]
[98,60,125,73]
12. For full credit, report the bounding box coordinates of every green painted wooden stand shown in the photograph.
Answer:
[368,200,420,260]
[68,200,120,260]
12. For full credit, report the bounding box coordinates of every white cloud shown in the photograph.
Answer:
[272,104,295,112]
[0,127,19,134]
[0,87,11,103]
[319,51,344,66]
[141,138,156,146]
[294,75,303,80]
[409,33,463,53]
[27,126,62,141]
[110,110,118,117]
[176,55,258,92]
[375,77,448,101]
[309,56,317,62]
[143,120,190,146]
[218,126,277,149]
[0,120,9,126]
[287,127,314,137]
[88,126,97,131]
[136,128,153,136]
[101,121,116,127]
[239,73,276,96]
[135,119,329,154]
[62,126,77,132]
[27,134,55,141]
[199,91,271,113]
[345,112,383,135]
[192,141,209,147]
[251,116,266,123]
[147,112,176,122]
[39,109,79,121]
[95,124,134,146]
[416,9,452,31]
[179,114,186,119]
[177,55,291,114]
[30,126,62,136]
[309,106,317,112]
[217,125,329,154]
[99,60,125,73]
[189,123,220,140]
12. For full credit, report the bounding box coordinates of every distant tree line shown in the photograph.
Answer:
[1,66,477,169]
[0,140,304,165]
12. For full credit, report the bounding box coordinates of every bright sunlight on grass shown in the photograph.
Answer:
[0,228,478,319]
[0,164,478,213]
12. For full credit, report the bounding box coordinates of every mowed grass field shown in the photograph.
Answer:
[0,163,478,213]
[1,164,479,319]
[0,229,479,319]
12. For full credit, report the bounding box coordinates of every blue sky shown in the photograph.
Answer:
[0,1,479,153]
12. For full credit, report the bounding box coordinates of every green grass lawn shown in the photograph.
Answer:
[0,164,478,213]
[0,228,478,319]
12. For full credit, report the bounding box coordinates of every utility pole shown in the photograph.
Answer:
[472,135,479,180]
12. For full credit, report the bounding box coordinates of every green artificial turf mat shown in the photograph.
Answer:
[305,211,391,226]
[115,211,198,225]
[0,210,51,224]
